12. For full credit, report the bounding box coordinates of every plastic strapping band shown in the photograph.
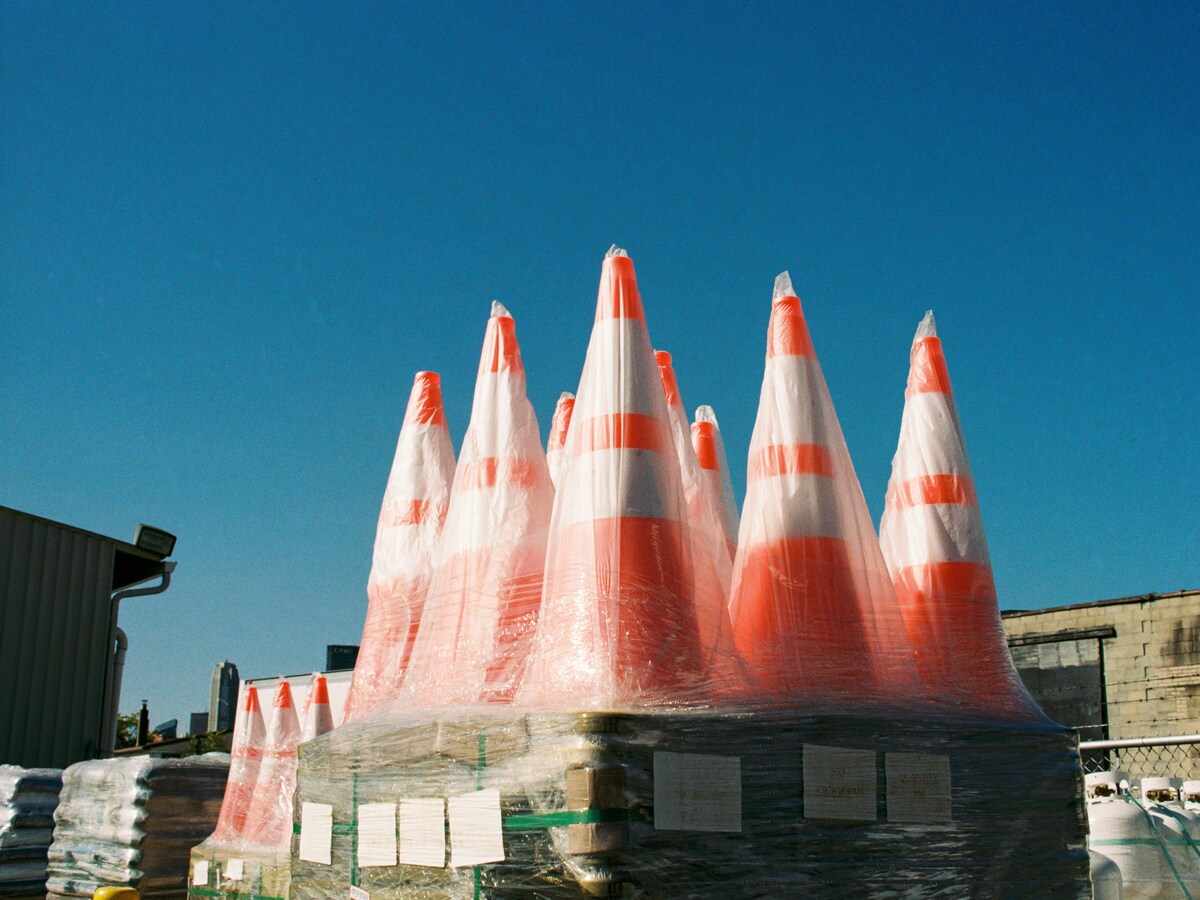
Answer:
[1155,805,1200,860]
[188,891,285,900]
[1127,795,1193,899]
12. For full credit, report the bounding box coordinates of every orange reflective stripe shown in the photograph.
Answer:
[406,372,448,426]
[483,315,523,373]
[386,499,444,527]
[573,413,668,455]
[748,443,833,480]
[458,457,541,491]
[595,255,645,321]
[766,296,815,358]
[887,474,976,510]
[906,337,953,396]
[691,421,719,470]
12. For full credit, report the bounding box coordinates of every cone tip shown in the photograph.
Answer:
[773,271,795,301]
[915,309,937,340]
[654,349,673,367]
[414,370,440,385]
[558,391,574,403]
[605,244,628,259]
[694,404,719,427]
[490,300,512,319]
[275,680,294,708]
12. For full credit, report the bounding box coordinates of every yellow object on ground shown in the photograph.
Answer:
[93,888,140,900]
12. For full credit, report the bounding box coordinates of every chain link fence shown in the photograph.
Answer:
[1078,734,1200,781]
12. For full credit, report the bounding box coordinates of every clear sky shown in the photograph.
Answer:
[3,2,1197,727]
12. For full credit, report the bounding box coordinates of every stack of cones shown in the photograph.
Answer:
[520,248,713,709]
[729,273,919,704]
[300,673,335,742]
[691,404,740,560]
[879,312,1044,720]
[207,686,265,845]
[241,681,301,850]
[546,392,575,489]
[343,372,455,721]
[401,303,554,706]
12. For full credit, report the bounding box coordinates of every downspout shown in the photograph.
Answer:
[100,561,176,756]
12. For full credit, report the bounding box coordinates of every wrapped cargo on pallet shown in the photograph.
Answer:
[0,765,61,900]
[275,249,1088,898]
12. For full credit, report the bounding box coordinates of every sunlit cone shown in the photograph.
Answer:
[208,685,265,844]
[729,272,920,703]
[520,247,714,709]
[401,302,554,706]
[300,672,334,741]
[546,392,575,489]
[343,371,455,721]
[879,311,1045,720]
[242,681,301,849]
[692,404,740,559]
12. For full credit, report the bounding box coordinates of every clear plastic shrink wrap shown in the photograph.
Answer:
[691,405,740,559]
[343,371,456,722]
[45,754,227,899]
[0,765,61,899]
[398,302,554,707]
[879,311,1046,721]
[546,392,575,490]
[286,252,1088,898]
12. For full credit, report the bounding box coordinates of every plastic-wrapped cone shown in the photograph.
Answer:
[879,311,1045,720]
[520,248,714,709]
[401,302,554,706]
[546,392,575,489]
[729,272,920,703]
[343,371,455,721]
[208,685,265,844]
[300,673,334,741]
[692,404,740,559]
[241,681,301,850]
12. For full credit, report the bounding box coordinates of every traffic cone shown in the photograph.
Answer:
[728,272,919,704]
[546,392,575,489]
[208,685,265,844]
[520,247,713,709]
[242,681,301,850]
[401,302,554,706]
[879,311,1044,720]
[300,673,334,741]
[691,404,740,559]
[343,371,455,721]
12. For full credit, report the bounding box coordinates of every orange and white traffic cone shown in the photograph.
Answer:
[343,371,455,722]
[729,273,919,705]
[546,392,575,489]
[241,680,301,850]
[300,673,334,741]
[879,311,1044,720]
[208,685,266,844]
[520,247,714,709]
[691,404,740,561]
[401,302,554,706]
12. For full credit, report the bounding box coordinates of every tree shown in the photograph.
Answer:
[115,712,139,749]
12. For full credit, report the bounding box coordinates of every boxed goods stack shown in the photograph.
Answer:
[282,249,1088,897]
[46,754,228,899]
[0,765,61,899]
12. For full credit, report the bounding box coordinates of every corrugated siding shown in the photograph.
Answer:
[0,508,115,768]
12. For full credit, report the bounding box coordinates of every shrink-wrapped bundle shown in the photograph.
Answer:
[0,765,61,899]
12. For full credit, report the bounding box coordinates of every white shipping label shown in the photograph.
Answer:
[653,751,742,832]
[356,802,398,867]
[299,801,334,865]
[349,886,370,900]
[802,744,877,822]
[886,752,952,823]
[399,798,446,868]
[224,858,244,881]
[192,860,209,886]
[448,788,505,867]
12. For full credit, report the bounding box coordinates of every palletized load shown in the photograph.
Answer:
[0,765,61,899]
[45,754,227,899]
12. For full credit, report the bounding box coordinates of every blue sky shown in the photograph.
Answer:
[3,2,1197,726]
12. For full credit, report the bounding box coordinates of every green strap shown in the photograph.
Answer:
[1154,805,1200,860]
[1127,796,1194,899]
[189,890,285,900]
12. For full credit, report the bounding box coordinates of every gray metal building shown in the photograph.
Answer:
[0,506,175,768]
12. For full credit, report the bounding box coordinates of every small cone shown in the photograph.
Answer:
[546,392,575,489]
[729,272,919,703]
[208,685,265,844]
[300,673,334,741]
[401,302,554,706]
[241,681,301,850]
[879,312,1045,720]
[691,404,740,559]
[343,371,455,721]
[520,248,713,709]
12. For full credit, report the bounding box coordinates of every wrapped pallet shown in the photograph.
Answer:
[0,765,61,899]
[45,754,227,899]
